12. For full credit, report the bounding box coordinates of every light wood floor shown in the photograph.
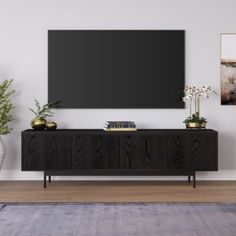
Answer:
[0,181,236,203]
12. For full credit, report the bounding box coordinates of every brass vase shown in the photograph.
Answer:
[186,122,200,128]
[31,118,46,130]
[45,121,57,130]
[200,122,206,128]
[186,122,206,129]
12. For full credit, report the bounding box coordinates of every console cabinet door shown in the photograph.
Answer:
[44,133,72,170]
[22,133,47,170]
[22,133,73,170]
[71,134,120,169]
[119,134,145,169]
[187,132,218,171]
[119,134,170,170]
[166,132,217,171]
[167,133,191,171]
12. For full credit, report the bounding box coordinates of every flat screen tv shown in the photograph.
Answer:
[48,30,185,108]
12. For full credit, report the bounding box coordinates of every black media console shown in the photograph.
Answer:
[21,129,218,188]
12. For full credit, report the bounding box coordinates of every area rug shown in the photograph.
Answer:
[0,203,235,236]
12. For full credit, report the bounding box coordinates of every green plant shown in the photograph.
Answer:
[183,112,207,125]
[0,79,15,134]
[29,99,60,119]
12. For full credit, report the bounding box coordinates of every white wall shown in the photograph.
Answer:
[0,0,236,180]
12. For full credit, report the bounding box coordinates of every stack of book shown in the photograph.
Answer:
[104,121,137,131]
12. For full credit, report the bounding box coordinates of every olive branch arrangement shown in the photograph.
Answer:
[29,99,61,119]
[0,79,15,134]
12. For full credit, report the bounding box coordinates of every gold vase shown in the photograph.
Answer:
[186,122,206,129]
[45,121,57,130]
[186,122,201,128]
[31,118,46,130]
[200,122,206,128]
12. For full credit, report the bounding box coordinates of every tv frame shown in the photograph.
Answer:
[48,29,185,109]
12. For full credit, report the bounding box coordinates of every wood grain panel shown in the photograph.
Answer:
[22,129,218,173]
[45,134,72,170]
[71,134,84,169]
[144,134,168,170]
[168,134,185,170]
[144,135,152,169]
[196,132,218,171]
[119,135,146,169]
[22,133,46,170]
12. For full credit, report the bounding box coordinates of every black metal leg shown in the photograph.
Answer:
[44,172,47,188]
[188,175,191,183]
[193,172,196,188]
[49,175,51,183]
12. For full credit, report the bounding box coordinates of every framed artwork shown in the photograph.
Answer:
[221,33,236,105]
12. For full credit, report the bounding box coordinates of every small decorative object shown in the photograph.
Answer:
[29,99,60,130]
[104,121,137,131]
[221,33,236,105]
[0,79,15,169]
[45,121,57,130]
[182,86,216,129]
[183,113,207,129]
[31,118,46,130]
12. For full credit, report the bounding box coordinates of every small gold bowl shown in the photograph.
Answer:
[45,121,57,130]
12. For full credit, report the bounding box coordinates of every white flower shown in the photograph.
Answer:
[182,95,192,103]
[197,86,217,98]
[182,85,217,104]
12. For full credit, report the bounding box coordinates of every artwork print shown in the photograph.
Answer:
[221,34,236,105]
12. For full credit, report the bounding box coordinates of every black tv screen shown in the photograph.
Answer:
[48,30,185,108]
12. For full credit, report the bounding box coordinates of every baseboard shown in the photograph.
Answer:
[1,170,236,181]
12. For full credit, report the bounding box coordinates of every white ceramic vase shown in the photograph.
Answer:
[0,136,6,170]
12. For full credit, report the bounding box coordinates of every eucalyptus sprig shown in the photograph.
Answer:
[0,79,15,134]
[29,99,61,119]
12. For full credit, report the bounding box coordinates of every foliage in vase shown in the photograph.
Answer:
[183,112,207,125]
[29,99,60,119]
[0,79,15,134]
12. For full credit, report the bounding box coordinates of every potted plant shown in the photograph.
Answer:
[0,79,15,169]
[29,99,60,130]
[183,112,207,128]
[182,86,216,128]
